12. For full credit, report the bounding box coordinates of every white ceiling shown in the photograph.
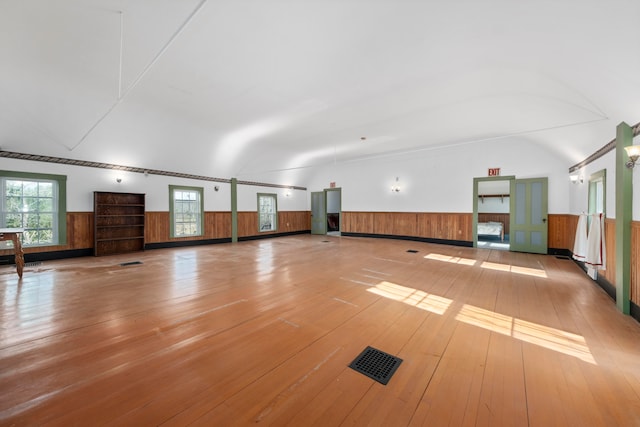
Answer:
[2,0,639,186]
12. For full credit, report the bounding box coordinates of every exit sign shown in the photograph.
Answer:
[488,168,501,176]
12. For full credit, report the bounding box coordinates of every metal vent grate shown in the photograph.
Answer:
[120,261,143,266]
[348,346,403,385]
[406,249,418,253]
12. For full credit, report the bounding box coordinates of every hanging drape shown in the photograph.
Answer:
[572,214,588,262]
[585,213,606,271]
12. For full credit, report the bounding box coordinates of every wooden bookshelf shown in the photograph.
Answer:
[94,192,145,256]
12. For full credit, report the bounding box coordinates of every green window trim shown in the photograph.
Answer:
[0,170,67,246]
[169,185,204,238]
[257,193,277,232]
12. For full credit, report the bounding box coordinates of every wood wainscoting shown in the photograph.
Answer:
[0,212,94,257]
[1,211,310,258]
[342,212,473,242]
[147,211,310,243]
[632,221,640,305]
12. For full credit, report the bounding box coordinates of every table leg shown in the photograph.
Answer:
[12,234,24,278]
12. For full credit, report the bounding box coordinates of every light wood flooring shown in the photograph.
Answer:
[1,235,640,426]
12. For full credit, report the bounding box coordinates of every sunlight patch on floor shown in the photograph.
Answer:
[367,281,452,315]
[367,280,595,365]
[481,261,547,278]
[424,253,477,266]
[455,304,595,364]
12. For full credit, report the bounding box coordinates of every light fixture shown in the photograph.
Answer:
[116,177,122,183]
[570,174,583,184]
[624,145,640,169]
[391,177,400,192]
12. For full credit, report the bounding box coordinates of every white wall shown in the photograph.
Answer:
[0,157,306,213]
[305,137,569,214]
[236,184,307,211]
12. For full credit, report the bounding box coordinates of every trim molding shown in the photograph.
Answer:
[341,232,473,247]
[568,121,640,173]
[238,230,310,242]
[145,238,232,250]
[1,248,92,264]
[0,150,306,190]
[631,301,640,324]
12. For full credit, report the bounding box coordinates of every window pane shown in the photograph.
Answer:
[258,194,277,232]
[23,181,38,197]
[171,187,203,237]
[2,177,59,246]
[39,182,53,197]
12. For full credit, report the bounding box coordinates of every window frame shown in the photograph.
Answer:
[0,170,67,246]
[588,169,606,219]
[257,193,278,232]
[169,185,204,238]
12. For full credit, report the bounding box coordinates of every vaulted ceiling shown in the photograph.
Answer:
[2,0,639,186]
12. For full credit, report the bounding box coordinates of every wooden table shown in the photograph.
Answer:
[0,228,25,278]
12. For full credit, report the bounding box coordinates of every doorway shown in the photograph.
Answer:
[474,177,513,250]
[311,188,342,236]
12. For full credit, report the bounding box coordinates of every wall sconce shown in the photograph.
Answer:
[570,174,583,184]
[624,145,640,169]
[391,177,400,192]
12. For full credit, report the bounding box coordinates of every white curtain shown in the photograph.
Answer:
[572,214,588,262]
[585,213,606,271]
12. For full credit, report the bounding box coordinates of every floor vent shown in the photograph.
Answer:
[555,256,571,260]
[406,249,418,253]
[321,240,330,243]
[348,346,403,385]
[25,261,42,267]
[120,261,143,266]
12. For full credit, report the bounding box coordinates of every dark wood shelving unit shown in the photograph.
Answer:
[94,192,146,256]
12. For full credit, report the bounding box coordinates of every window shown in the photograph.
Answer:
[169,185,203,237]
[0,171,67,246]
[258,193,277,232]
[588,169,606,226]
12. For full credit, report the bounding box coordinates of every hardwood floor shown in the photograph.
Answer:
[1,235,640,426]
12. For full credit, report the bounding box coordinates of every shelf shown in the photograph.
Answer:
[94,191,146,256]
[479,194,510,203]
[96,236,144,242]
[96,224,144,228]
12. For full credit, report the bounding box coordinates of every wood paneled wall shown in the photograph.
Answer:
[342,212,473,242]
[147,211,310,242]
[548,214,579,250]
[602,218,616,286]
[478,213,511,235]
[632,222,640,305]
[145,212,233,243]
[0,211,309,256]
[0,212,94,256]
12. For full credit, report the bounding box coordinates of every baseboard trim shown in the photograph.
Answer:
[145,238,232,250]
[631,302,640,324]
[340,232,473,248]
[238,230,311,242]
[0,248,93,265]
